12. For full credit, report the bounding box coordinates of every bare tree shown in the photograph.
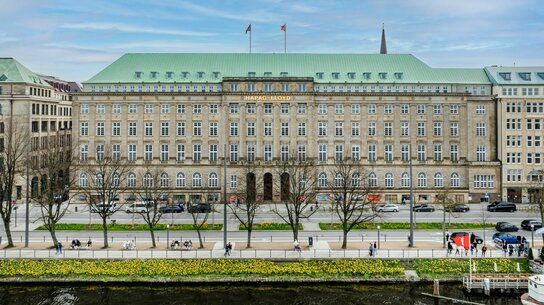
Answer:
[32,130,77,246]
[528,173,544,243]
[188,205,210,249]
[229,160,263,248]
[134,164,169,248]
[330,159,378,249]
[78,146,131,248]
[0,119,29,247]
[272,156,318,242]
[433,185,456,248]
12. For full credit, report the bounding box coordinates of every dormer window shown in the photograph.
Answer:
[197,72,204,79]
[181,72,189,79]
[332,72,340,79]
[213,72,220,79]
[519,72,531,81]
[166,72,174,79]
[538,73,544,80]
[280,72,288,77]
[264,72,272,77]
[394,72,403,80]
[316,72,324,80]
[150,72,158,79]
[347,72,356,79]
[135,72,143,79]
[379,72,387,79]
[248,72,256,78]
[363,73,371,80]
[499,72,511,81]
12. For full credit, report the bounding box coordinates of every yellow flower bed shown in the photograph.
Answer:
[0,259,404,278]
[412,259,529,275]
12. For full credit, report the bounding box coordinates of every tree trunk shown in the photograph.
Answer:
[342,229,348,249]
[442,210,446,248]
[150,225,156,248]
[2,218,13,247]
[196,229,203,248]
[102,217,109,248]
[247,228,252,248]
[49,223,59,246]
[292,221,299,241]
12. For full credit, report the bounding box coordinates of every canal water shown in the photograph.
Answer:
[0,283,521,305]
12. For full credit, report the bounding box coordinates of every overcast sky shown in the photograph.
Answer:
[1,0,543,82]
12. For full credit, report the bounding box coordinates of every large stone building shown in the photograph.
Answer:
[0,58,73,199]
[487,66,544,203]
[73,53,501,204]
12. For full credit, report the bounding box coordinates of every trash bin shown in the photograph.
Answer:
[308,236,313,247]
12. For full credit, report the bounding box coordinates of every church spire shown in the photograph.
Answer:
[380,23,387,54]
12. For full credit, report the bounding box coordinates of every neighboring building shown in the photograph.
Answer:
[486,66,544,203]
[0,58,73,199]
[73,53,500,204]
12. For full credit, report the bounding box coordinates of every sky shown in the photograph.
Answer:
[1,0,543,83]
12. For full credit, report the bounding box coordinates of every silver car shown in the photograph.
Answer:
[378,203,399,212]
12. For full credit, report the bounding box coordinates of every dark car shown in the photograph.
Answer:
[495,221,519,232]
[487,201,516,212]
[160,204,185,213]
[492,232,519,245]
[450,232,484,244]
[187,203,212,213]
[521,219,543,231]
[447,204,470,213]
[413,204,435,212]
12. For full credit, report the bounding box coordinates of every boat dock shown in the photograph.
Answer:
[463,273,530,294]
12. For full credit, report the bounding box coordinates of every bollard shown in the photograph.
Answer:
[75,206,78,212]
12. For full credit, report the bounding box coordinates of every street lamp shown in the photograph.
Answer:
[377,225,381,249]
[166,224,170,249]
[13,206,18,227]
[531,224,535,249]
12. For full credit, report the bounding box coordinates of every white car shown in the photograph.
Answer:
[377,203,399,212]
[125,202,149,213]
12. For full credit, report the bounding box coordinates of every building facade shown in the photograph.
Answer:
[0,58,73,199]
[487,66,544,203]
[72,53,502,205]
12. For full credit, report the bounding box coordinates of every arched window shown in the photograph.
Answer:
[176,172,185,187]
[160,172,169,188]
[112,172,120,187]
[434,173,443,187]
[96,173,103,187]
[335,173,344,187]
[351,173,361,187]
[79,172,88,187]
[451,173,460,188]
[143,172,153,188]
[369,172,377,187]
[385,173,394,188]
[127,172,136,187]
[401,172,410,188]
[192,172,202,187]
[417,173,427,187]
[318,172,327,188]
[208,172,218,187]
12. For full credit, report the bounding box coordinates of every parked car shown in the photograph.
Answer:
[487,201,517,212]
[446,204,470,213]
[377,203,399,212]
[492,232,519,245]
[125,202,149,213]
[413,204,435,212]
[450,232,483,244]
[90,203,116,213]
[187,203,212,213]
[521,219,543,231]
[160,204,185,213]
[495,221,519,232]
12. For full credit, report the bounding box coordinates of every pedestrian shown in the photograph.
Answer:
[508,244,514,257]
[470,244,474,256]
[224,242,232,256]
[445,231,450,242]
[57,242,63,255]
[373,241,377,250]
[455,246,460,256]
[368,243,374,256]
[481,245,488,257]
[447,241,453,255]
[503,242,508,255]
[517,244,522,257]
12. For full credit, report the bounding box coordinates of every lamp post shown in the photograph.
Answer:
[408,144,414,247]
[166,224,170,249]
[531,224,535,249]
[377,225,381,249]
[13,206,18,227]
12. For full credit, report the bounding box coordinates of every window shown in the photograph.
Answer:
[318,104,327,114]
[298,144,307,161]
[473,175,495,188]
[297,103,306,114]
[351,145,360,161]
[476,105,485,114]
[434,173,443,187]
[193,122,202,136]
[80,144,88,161]
[128,144,137,161]
[247,144,256,161]
[401,104,409,114]
[298,122,306,136]
[369,173,377,187]
[476,123,486,137]
[264,83,273,92]
[384,104,393,114]
[144,122,153,136]
[264,103,273,114]
[368,104,376,114]
[96,122,105,136]
[247,122,256,137]
[451,173,460,187]
[209,144,217,161]
[80,122,89,136]
[228,103,238,114]
[384,144,393,161]
[192,173,202,187]
[335,122,343,136]
[112,122,121,136]
[160,144,169,161]
[161,104,169,113]
[176,173,185,187]
[209,122,217,136]
[95,144,105,161]
[209,104,218,113]
[417,173,427,187]
[318,173,328,187]
[351,104,360,114]
[335,144,343,161]
[335,173,344,187]
[144,144,153,161]
[230,84,238,92]
[318,144,327,161]
[112,144,121,161]
[281,103,289,114]
[417,122,426,136]
[160,173,169,188]
[417,104,425,114]
[193,144,201,161]
[476,145,486,162]
[450,104,458,114]
[384,122,393,136]
[247,103,256,114]
[264,144,272,161]
[127,172,136,187]
[264,122,272,136]
[247,83,255,92]
[80,104,89,114]
[433,122,442,136]
[176,122,186,136]
[230,144,238,161]
[161,122,169,136]
[79,173,88,187]
[417,144,426,161]
[192,104,202,114]
[450,144,459,161]
[368,144,376,161]
[177,104,186,113]
[450,122,458,137]
[96,104,105,114]
[230,175,238,189]
[177,144,185,161]
[433,104,442,114]
[400,172,410,187]
[281,122,289,136]
[208,173,218,187]
[298,83,306,92]
[145,104,153,113]
[351,122,360,136]
[385,173,394,188]
[281,83,289,92]
[368,122,376,136]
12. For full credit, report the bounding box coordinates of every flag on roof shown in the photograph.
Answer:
[281,24,286,31]
[245,24,251,34]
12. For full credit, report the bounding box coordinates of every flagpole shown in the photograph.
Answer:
[284,27,286,53]
[249,28,252,54]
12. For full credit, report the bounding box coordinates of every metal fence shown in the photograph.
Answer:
[0,248,510,260]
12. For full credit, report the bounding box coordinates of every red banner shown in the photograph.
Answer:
[452,234,470,250]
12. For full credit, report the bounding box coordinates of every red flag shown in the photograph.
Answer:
[281,24,286,31]
[245,24,251,34]
[452,234,470,250]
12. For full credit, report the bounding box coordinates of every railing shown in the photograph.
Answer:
[463,273,529,291]
[0,248,508,260]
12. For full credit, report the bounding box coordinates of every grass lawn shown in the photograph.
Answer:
[319,222,493,230]
[239,223,303,230]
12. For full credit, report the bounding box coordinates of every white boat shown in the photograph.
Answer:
[522,275,544,305]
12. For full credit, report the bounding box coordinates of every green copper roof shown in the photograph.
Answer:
[0,58,52,87]
[85,53,490,85]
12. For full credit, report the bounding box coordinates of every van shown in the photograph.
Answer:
[126,202,149,213]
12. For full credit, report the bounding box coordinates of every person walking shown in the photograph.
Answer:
[481,245,488,257]
[368,243,374,257]
[57,242,63,255]
[447,241,453,255]
[445,231,450,243]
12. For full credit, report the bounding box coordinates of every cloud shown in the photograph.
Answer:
[61,22,217,36]
[171,1,282,23]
